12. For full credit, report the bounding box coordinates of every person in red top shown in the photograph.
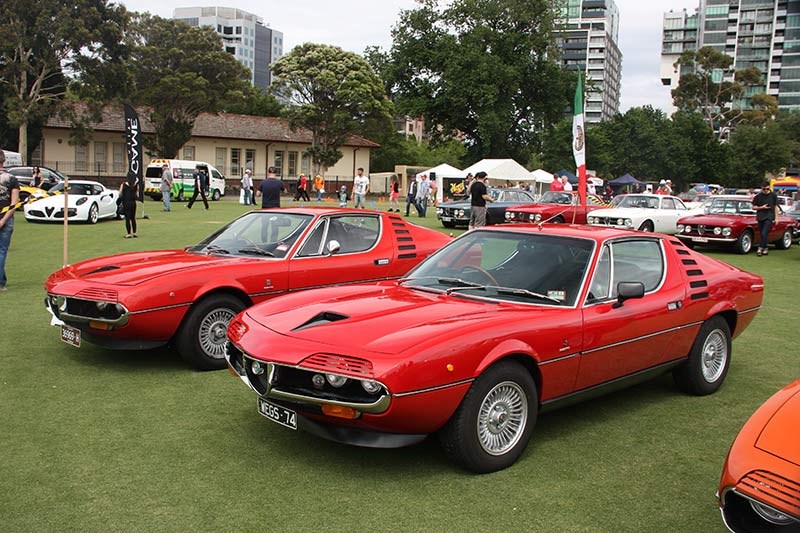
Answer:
[550,175,564,192]
[655,180,669,195]
[294,174,310,201]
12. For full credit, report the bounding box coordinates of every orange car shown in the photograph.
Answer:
[718,379,800,531]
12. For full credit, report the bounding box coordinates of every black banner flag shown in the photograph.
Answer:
[123,104,144,202]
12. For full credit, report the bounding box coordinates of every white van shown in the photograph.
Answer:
[1,149,23,167]
[144,159,227,201]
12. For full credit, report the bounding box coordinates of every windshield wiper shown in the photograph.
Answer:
[203,245,230,255]
[237,246,275,257]
[398,276,483,289]
[444,284,562,303]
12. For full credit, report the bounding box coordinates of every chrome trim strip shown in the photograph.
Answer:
[676,235,736,243]
[46,293,131,326]
[129,302,191,315]
[539,352,581,366]
[728,487,800,523]
[248,276,398,299]
[738,306,761,315]
[581,321,704,355]
[266,387,391,414]
[393,378,475,398]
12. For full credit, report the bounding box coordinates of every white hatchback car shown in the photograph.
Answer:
[587,194,692,234]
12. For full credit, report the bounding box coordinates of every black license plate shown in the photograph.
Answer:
[60,325,81,347]
[257,398,297,430]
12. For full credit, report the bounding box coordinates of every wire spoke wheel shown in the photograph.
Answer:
[701,329,728,383]
[476,381,528,456]
[197,307,236,359]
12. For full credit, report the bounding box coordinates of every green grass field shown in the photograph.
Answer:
[1,196,798,532]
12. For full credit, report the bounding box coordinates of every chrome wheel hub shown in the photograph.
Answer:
[198,308,236,359]
[701,329,727,383]
[477,381,528,456]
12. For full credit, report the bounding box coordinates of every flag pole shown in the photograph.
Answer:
[62,174,69,266]
[573,71,587,207]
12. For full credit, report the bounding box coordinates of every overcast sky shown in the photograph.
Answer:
[119,0,695,113]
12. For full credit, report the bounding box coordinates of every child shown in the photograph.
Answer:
[338,185,348,207]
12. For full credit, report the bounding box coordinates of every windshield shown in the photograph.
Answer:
[188,212,313,258]
[540,191,574,205]
[704,198,753,215]
[49,183,94,195]
[610,195,659,209]
[403,230,594,306]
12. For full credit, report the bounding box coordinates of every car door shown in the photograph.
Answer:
[577,237,686,389]
[288,214,395,290]
[95,184,116,217]
[656,197,686,233]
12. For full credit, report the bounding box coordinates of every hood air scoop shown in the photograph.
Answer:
[291,311,349,332]
[87,265,120,275]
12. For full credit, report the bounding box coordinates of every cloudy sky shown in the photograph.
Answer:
[119,0,695,112]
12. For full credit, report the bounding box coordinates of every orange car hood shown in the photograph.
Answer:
[756,389,800,467]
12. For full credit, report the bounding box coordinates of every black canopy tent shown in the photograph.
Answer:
[554,169,579,184]
[608,173,643,186]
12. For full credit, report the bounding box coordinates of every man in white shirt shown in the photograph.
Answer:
[160,163,173,211]
[241,169,253,205]
[562,176,573,192]
[352,168,369,208]
[415,174,431,217]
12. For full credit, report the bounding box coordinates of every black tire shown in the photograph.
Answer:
[672,316,731,396]
[551,215,565,224]
[735,229,753,254]
[438,360,537,473]
[639,220,654,232]
[774,229,792,250]
[211,189,221,201]
[176,293,247,370]
[442,220,456,228]
[177,188,185,202]
[88,203,99,224]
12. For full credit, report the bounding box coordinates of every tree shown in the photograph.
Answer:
[129,15,252,158]
[270,43,394,176]
[728,121,795,187]
[383,0,573,165]
[224,88,284,117]
[370,134,466,172]
[0,0,129,161]
[672,46,767,139]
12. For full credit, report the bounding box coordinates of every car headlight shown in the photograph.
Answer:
[617,218,624,225]
[505,212,512,220]
[251,361,265,375]
[325,373,348,388]
[722,227,731,236]
[624,219,633,227]
[534,214,542,222]
[529,213,536,221]
[587,217,595,224]
[436,208,443,215]
[76,197,87,206]
[361,380,382,394]
[677,224,684,232]
[713,227,722,235]
[457,210,465,217]
[684,225,692,233]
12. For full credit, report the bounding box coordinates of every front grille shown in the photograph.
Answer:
[300,353,374,378]
[28,210,45,217]
[272,365,382,404]
[592,217,613,226]
[739,470,800,517]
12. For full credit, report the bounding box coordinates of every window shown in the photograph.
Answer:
[301,153,311,176]
[113,142,125,173]
[235,26,241,34]
[302,215,381,255]
[75,144,88,172]
[182,145,195,160]
[92,142,107,173]
[216,147,227,171]
[231,148,241,176]
[288,151,298,177]
[245,149,255,173]
[223,26,232,35]
[274,150,284,176]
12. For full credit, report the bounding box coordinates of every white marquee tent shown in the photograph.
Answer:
[461,159,533,185]
[414,163,465,203]
[531,168,554,184]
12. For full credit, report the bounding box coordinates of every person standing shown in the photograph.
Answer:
[753,181,779,256]
[31,166,43,188]
[562,176,573,192]
[241,169,253,205]
[294,173,310,201]
[160,163,173,211]
[352,168,369,208]
[314,174,325,202]
[415,174,430,217]
[187,165,209,210]
[429,176,438,208]
[257,166,285,208]
[550,175,564,192]
[405,178,418,216]
[338,185,348,207]
[0,151,20,291]
[469,171,494,230]
[119,179,138,238]
[388,174,400,212]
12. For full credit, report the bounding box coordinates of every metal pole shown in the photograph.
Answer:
[63,174,69,266]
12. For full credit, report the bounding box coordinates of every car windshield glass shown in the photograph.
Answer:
[188,212,313,258]
[50,183,93,195]
[611,195,659,209]
[705,199,750,214]
[540,191,573,205]
[487,189,501,201]
[403,230,594,306]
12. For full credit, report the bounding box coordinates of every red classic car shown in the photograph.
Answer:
[504,191,607,224]
[226,224,763,473]
[718,379,800,531]
[44,208,450,369]
[676,195,797,254]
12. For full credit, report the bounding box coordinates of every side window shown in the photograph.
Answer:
[296,220,327,257]
[610,240,663,298]
[588,245,611,302]
[211,169,223,181]
[327,215,380,254]
[662,198,675,210]
[93,185,104,195]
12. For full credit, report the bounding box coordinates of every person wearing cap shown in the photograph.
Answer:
[655,180,669,195]
[665,179,673,195]
[159,163,173,211]
[294,173,310,202]
[241,168,253,205]
[187,164,209,209]
[257,166,285,208]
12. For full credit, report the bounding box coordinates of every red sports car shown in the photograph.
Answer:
[676,195,797,254]
[718,379,800,531]
[504,191,607,224]
[226,224,763,472]
[44,208,450,369]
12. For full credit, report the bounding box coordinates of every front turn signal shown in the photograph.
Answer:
[321,404,359,419]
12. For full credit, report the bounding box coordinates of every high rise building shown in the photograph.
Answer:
[661,0,800,114]
[556,0,623,124]
[173,6,283,90]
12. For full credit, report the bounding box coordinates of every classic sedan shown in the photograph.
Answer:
[436,188,536,228]
[587,193,692,234]
[676,196,797,254]
[44,208,450,370]
[718,379,800,532]
[226,224,763,473]
[24,181,119,224]
[505,191,607,224]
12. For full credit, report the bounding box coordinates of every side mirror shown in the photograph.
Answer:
[326,240,341,256]
[612,281,645,309]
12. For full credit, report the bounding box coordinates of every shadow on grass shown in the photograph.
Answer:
[62,343,188,373]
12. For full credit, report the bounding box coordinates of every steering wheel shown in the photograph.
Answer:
[459,265,498,285]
